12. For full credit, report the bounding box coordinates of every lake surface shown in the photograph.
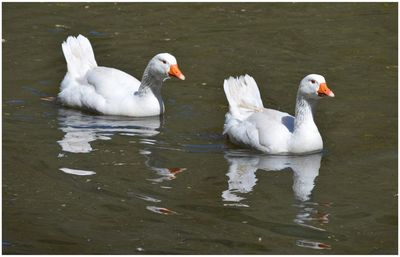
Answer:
[2,2,397,254]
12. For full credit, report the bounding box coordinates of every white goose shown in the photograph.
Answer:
[58,35,185,117]
[223,74,334,154]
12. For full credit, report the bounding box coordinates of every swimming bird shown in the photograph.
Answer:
[223,74,334,154]
[58,35,185,117]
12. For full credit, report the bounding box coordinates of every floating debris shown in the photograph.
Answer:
[59,168,96,176]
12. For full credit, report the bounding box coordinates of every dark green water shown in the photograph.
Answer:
[3,3,397,254]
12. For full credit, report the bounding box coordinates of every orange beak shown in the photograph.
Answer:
[318,83,335,97]
[168,64,185,80]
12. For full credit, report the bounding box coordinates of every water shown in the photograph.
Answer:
[2,2,397,254]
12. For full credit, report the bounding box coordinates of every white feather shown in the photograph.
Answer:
[223,74,264,121]
[61,34,97,81]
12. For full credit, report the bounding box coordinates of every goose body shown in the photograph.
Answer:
[58,35,185,117]
[223,74,334,154]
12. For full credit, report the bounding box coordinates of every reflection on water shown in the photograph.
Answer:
[57,108,184,217]
[57,108,161,153]
[146,206,178,215]
[57,108,185,183]
[223,151,322,203]
[140,149,185,215]
[223,151,332,250]
[140,149,187,183]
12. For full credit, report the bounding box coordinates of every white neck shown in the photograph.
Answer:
[289,93,322,153]
[294,94,317,132]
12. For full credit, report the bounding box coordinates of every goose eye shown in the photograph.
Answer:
[311,79,316,84]
[161,60,167,64]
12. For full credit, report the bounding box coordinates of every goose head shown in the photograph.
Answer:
[146,53,185,81]
[298,74,335,99]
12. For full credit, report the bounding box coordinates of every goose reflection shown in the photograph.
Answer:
[57,108,161,153]
[223,151,322,203]
[57,108,185,182]
[140,149,186,183]
[223,151,331,236]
